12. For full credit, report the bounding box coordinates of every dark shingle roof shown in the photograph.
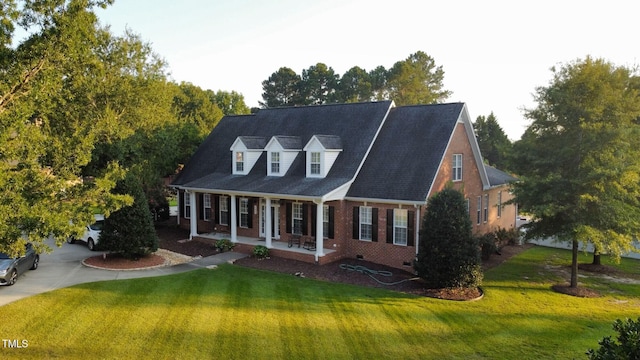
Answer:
[346,103,465,202]
[485,165,518,186]
[313,135,342,150]
[237,136,267,149]
[272,136,302,150]
[172,101,393,197]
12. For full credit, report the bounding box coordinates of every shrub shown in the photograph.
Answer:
[414,188,482,289]
[586,317,640,359]
[215,238,235,252]
[99,173,159,259]
[253,245,269,259]
[479,233,498,261]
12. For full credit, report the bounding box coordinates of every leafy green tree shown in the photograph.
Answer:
[414,187,482,289]
[212,90,250,116]
[172,82,224,137]
[587,317,640,360]
[336,66,373,103]
[99,172,158,258]
[260,67,302,107]
[369,65,388,101]
[0,0,134,256]
[299,63,339,105]
[511,57,640,287]
[474,112,512,170]
[386,51,451,105]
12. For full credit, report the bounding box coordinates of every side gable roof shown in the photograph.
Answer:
[172,101,393,198]
[271,136,302,150]
[485,165,518,187]
[235,136,267,150]
[346,103,465,203]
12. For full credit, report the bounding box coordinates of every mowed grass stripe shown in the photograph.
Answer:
[1,248,639,359]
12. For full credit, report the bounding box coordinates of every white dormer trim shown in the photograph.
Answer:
[230,137,265,175]
[303,135,343,178]
[264,136,301,176]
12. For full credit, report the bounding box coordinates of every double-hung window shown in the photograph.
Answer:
[184,192,191,219]
[359,206,373,241]
[292,203,303,235]
[271,152,280,174]
[203,194,211,221]
[453,154,463,181]
[497,191,502,218]
[219,195,229,225]
[393,209,408,246]
[310,152,321,175]
[239,198,249,228]
[235,152,244,172]
[323,205,330,238]
[476,196,482,225]
[483,194,489,223]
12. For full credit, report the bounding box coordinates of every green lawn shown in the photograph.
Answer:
[2,247,639,359]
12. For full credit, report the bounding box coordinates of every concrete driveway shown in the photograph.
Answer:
[0,237,246,307]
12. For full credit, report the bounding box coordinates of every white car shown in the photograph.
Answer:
[67,214,104,251]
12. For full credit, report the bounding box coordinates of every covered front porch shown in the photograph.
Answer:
[194,232,339,265]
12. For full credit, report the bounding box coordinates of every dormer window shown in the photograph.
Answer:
[310,152,321,175]
[230,136,266,175]
[303,135,342,178]
[271,152,280,174]
[235,152,245,172]
[265,136,301,177]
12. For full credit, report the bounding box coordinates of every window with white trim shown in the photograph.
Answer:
[497,191,502,218]
[310,152,321,175]
[476,196,481,225]
[184,192,191,219]
[483,194,489,223]
[393,209,408,246]
[292,203,303,235]
[271,152,280,174]
[240,198,249,228]
[359,206,372,241]
[219,195,229,225]
[453,154,463,181]
[235,152,244,172]
[323,205,330,238]
[203,194,211,221]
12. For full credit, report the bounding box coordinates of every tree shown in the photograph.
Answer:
[299,63,339,105]
[386,51,452,106]
[336,66,373,103]
[511,57,640,288]
[260,67,301,107]
[212,90,250,116]
[587,317,640,360]
[474,112,512,170]
[414,187,482,289]
[0,0,134,256]
[99,172,158,258]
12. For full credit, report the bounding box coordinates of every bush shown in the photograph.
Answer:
[414,188,483,289]
[99,173,159,259]
[215,238,235,252]
[479,233,498,261]
[586,317,640,359]
[253,245,269,259]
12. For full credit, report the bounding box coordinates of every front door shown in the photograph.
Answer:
[260,200,280,239]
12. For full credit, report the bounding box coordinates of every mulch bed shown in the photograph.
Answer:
[95,222,611,300]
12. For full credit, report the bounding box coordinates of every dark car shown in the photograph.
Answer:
[0,243,39,286]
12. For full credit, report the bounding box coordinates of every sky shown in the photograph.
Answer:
[96,0,639,141]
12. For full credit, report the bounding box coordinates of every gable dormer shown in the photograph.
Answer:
[230,136,266,175]
[264,136,302,176]
[303,135,343,178]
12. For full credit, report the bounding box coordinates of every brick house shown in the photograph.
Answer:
[170,101,517,270]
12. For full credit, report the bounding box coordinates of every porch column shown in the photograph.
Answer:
[189,191,197,240]
[265,198,272,248]
[314,200,324,261]
[176,191,181,226]
[415,205,421,256]
[230,194,237,243]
